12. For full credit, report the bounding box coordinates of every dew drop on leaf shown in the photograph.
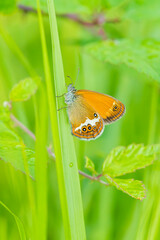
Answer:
[69,162,73,167]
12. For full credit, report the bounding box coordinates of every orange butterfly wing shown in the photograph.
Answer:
[75,90,125,124]
[67,96,104,140]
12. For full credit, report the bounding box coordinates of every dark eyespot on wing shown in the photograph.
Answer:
[72,118,104,140]
[82,127,87,132]
[113,105,118,111]
[104,102,125,124]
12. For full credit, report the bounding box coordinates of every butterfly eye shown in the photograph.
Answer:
[82,127,87,132]
[94,113,98,118]
[87,124,92,131]
[113,105,118,111]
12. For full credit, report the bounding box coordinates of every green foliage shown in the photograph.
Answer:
[0,0,160,239]
[85,39,160,83]
[0,121,35,178]
[20,0,90,14]
[124,1,160,21]
[9,78,39,102]
[0,0,16,13]
[0,105,11,124]
[104,176,145,200]
[103,144,160,177]
[84,143,159,200]
[85,156,97,175]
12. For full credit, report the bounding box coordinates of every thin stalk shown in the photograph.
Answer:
[11,112,110,187]
[10,114,36,140]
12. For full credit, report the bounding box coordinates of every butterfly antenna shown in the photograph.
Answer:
[67,76,73,85]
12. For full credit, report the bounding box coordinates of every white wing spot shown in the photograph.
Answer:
[75,116,100,132]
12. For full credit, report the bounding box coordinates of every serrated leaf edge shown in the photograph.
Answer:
[105,174,146,200]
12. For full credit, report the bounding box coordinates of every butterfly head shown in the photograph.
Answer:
[65,84,77,105]
[67,83,76,92]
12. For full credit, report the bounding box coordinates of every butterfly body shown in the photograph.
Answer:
[65,84,125,141]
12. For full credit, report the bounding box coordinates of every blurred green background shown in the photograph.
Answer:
[0,0,160,239]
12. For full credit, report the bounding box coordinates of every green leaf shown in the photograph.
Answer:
[0,121,35,178]
[124,1,160,21]
[0,201,26,240]
[9,78,39,102]
[0,104,11,124]
[0,0,16,13]
[85,39,160,83]
[105,175,146,200]
[85,156,97,175]
[103,144,160,177]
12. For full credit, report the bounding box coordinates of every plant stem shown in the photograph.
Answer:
[11,114,36,140]
[10,113,109,186]
[18,5,120,25]
[79,171,109,186]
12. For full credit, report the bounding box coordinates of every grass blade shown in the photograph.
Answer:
[36,0,70,238]
[0,24,37,78]
[0,201,26,240]
[36,0,86,238]
[34,88,48,240]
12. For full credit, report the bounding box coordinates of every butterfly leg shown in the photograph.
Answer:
[57,106,67,111]
[56,93,66,98]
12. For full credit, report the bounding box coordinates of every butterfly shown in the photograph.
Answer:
[65,84,125,141]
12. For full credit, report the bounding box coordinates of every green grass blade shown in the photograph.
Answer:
[34,88,48,240]
[0,201,26,240]
[21,140,36,240]
[36,0,70,238]
[37,0,86,238]
[0,24,37,78]
[136,82,160,239]
[147,82,159,144]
